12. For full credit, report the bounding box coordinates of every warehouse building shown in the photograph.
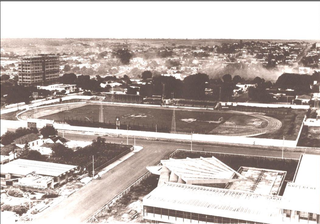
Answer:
[0,159,77,189]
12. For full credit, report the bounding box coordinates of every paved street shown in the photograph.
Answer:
[34,131,305,223]
[60,131,304,159]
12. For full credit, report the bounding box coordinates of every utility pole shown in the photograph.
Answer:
[92,155,95,177]
[282,136,285,159]
[127,125,129,145]
[191,132,193,151]
[171,108,176,133]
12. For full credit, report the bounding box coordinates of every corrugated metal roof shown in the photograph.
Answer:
[143,182,282,223]
[1,159,77,177]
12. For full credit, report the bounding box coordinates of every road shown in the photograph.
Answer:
[34,131,303,223]
[60,131,304,159]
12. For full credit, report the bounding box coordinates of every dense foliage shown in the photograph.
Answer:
[1,127,38,145]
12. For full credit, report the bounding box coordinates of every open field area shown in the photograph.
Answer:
[38,103,281,137]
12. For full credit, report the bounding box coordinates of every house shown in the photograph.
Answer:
[0,144,19,163]
[12,133,44,149]
[31,143,54,157]
[47,136,68,145]
[17,173,54,190]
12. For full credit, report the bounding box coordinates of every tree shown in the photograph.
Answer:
[183,73,209,99]
[51,143,73,158]
[92,137,106,152]
[114,48,132,65]
[1,131,16,145]
[60,73,77,84]
[76,75,91,90]
[141,71,152,80]
[122,75,132,84]
[222,74,232,84]
[152,76,183,98]
[1,128,37,145]
[275,73,312,94]
[40,126,57,138]
[63,65,71,72]
[23,150,46,161]
[232,75,243,84]
[1,74,10,81]
[5,85,32,104]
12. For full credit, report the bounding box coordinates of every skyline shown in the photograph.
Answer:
[1,1,320,40]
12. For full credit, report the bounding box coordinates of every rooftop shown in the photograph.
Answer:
[158,157,244,185]
[143,182,282,224]
[12,133,40,145]
[282,154,320,215]
[226,166,287,195]
[1,159,77,177]
[282,182,320,214]
[18,174,53,189]
[293,154,320,187]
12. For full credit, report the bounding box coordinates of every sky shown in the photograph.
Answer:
[1,1,320,40]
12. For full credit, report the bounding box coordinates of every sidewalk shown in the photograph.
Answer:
[95,146,143,177]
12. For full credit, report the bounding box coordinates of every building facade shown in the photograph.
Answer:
[18,54,60,86]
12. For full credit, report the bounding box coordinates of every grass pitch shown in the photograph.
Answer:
[40,104,259,134]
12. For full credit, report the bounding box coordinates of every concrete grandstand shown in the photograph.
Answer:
[143,154,320,224]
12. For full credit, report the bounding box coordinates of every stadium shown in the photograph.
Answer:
[16,100,296,139]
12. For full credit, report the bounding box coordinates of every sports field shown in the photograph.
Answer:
[37,103,280,136]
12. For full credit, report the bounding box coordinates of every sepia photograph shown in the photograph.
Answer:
[1,1,320,224]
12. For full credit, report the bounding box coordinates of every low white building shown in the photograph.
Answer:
[37,84,76,94]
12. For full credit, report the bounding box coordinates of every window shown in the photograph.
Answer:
[199,214,207,222]
[309,213,316,221]
[146,206,153,214]
[183,212,190,220]
[176,211,184,218]
[300,211,308,220]
[162,208,168,216]
[169,210,175,217]
[154,208,161,215]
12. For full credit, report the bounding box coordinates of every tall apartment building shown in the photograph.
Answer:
[18,54,60,86]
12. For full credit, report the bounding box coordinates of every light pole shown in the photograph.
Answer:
[126,125,129,145]
[92,155,95,178]
[282,136,285,159]
[191,132,193,151]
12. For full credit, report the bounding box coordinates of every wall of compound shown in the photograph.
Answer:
[221,102,310,110]
[54,123,298,148]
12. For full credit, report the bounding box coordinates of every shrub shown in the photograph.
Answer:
[12,205,28,216]
[42,189,59,198]
[7,188,24,197]
[1,204,12,212]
